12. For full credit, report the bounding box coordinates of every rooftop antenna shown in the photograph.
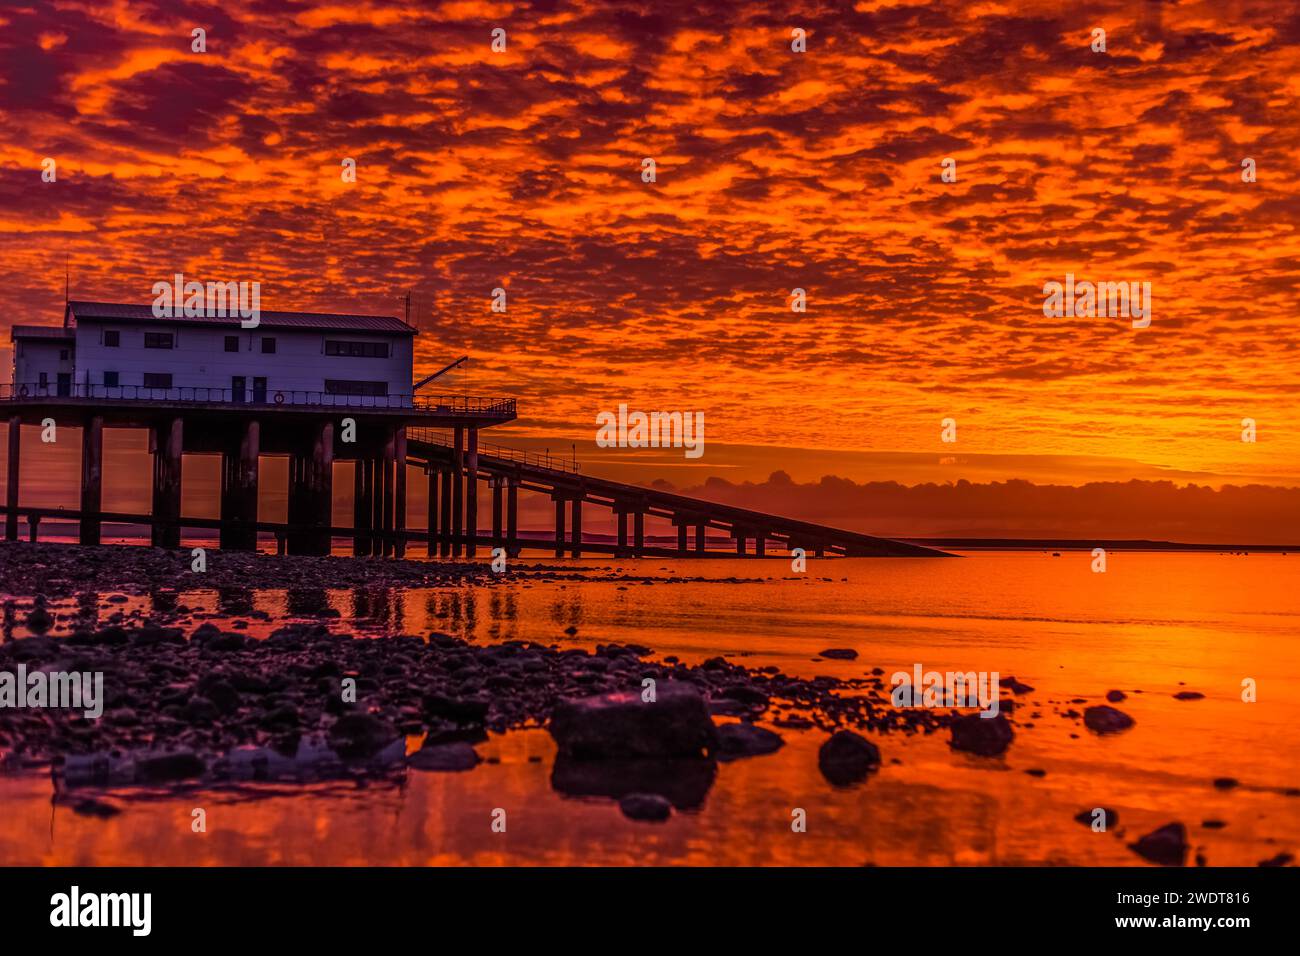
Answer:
[64,253,69,304]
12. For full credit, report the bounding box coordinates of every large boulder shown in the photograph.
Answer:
[1083,705,1135,734]
[548,682,718,758]
[818,730,881,786]
[1129,823,1188,866]
[949,712,1014,756]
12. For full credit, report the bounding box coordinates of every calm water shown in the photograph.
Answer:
[1,551,1297,865]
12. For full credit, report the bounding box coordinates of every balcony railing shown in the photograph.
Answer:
[1,383,516,416]
[407,427,580,474]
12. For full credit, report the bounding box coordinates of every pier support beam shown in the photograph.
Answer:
[79,416,104,546]
[427,468,439,557]
[220,420,259,551]
[289,420,333,556]
[553,496,566,558]
[506,477,519,557]
[616,509,628,557]
[754,531,766,558]
[695,522,706,555]
[4,415,18,542]
[380,426,396,557]
[451,427,464,557]
[676,516,689,556]
[439,464,453,557]
[570,496,583,558]
[633,510,645,557]
[465,427,478,557]
[734,527,746,556]
[151,416,183,549]
[491,477,503,550]
[354,457,374,557]
[393,427,407,559]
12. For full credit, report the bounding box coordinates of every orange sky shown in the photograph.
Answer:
[2,0,1298,497]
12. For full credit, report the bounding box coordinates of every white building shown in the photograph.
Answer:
[11,301,417,403]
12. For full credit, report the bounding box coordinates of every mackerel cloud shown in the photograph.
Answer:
[1,0,1298,482]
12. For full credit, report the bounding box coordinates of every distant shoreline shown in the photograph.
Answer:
[902,538,1296,553]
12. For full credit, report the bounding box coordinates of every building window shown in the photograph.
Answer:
[59,349,69,361]
[224,335,239,352]
[324,379,388,396]
[104,330,120,347]
[325,340,389,358]
[104,371,119,387]
[143,373,173,389]
[144,332,174,349]
[261,337,276,354]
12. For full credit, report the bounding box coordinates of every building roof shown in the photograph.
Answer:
[11,324,75,342]
[65,301,417,335]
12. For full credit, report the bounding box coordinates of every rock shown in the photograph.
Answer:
[949,712,1014,756]
[548,682,718,759]
[1212,777,1239,790]
[818,730,881,786]
[1106,690,1127,702]
[1083,705,1135,734]
[716,723,784,761]
[423,694,489,724]
[184,696,220,723]
[1258,852,1294,867]
[408,742,480,772]
[618,792,672,822]
[327,713,398,760]
[25,598,53,634]
[1201,819,1227,829]
[1129,823,1188,866]
[1003,676,1034,695]
[1173,691,1205,700]
[819,648,858,660]
[1074,807,1119,829]
[136,750,206,783]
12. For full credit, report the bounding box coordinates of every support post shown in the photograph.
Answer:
[451,427,463,557]
[755,531,766,558]
[676,517,688,556]
[151,417,183,548]
[506,477,518,557]
[491,477,503,550]
[79,415,103,546]
[4,415,18,542]
[393,427,407,558]
[633,510,645,557]
[434,468,444,556]
[695,522,706,555]
[354,457,373,556]
[381,426,396,557]
[616,508,628,557]
[221,419,259,551]
[439,465,453,557]
[465,428,478,557]
[735,527,746,556]
[554,496,566,558]
[570,496,582,558]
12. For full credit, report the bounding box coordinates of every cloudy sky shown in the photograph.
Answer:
[2,0,1298,521]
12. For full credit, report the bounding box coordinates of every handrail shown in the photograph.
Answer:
[407,427,580,474]
[0,383,515,415]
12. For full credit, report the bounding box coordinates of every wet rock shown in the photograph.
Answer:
[949,713,1014,756]
[716,723,784,761]
[1129,823,1188,866]
[408,742,480,772]
[548,682,717,759]
[819,648,858,660]
[184,696,220,723]
[327,713,398,760]
[1258,852,1294,867]
[1173,691,1205,701]
[1083,705,1135,734]
[1003,676,1034,695]
[1212,777,1239,790]
[1106,690,1127,702]
[619,793,672,822]
[136,750,206,783]
[818,730,881,786]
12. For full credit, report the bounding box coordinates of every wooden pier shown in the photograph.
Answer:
[0,387,950,559]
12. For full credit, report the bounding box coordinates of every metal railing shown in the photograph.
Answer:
[1,383,515,416]
[408,427,580,474]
